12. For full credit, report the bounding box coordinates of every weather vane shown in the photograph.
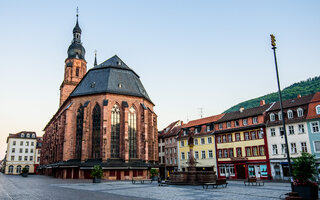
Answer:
[76,7,79,18]
[270,34,276,48]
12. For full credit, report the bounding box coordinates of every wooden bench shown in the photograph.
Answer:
[244,178,264,186]
[202,179,228,189]
[132,178,153,184]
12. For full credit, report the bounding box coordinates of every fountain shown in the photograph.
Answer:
[170,132,217,185]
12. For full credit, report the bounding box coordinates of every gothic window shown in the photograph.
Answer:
[111,104,120,158]
[92,104,101,159]
[76,105,84,159]
[129,107,137,158]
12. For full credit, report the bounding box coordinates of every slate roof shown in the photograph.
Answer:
[217,104,272,123]
[7,131,37,142]
[70,55,152,104]
[267,94,314,111]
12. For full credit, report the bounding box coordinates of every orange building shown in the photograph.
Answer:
[214,101,272,180]
[40,15,158,180]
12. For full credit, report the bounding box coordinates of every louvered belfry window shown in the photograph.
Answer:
[92,104,101,159]
[76,105,84,159]
[129,107,137,158]
[111,105,120,158]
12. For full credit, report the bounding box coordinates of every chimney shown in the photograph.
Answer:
[239,107,245,113]
[297,94,301,98]
[260,100,266,106]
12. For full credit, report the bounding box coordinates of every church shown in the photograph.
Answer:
[40,15,158,180]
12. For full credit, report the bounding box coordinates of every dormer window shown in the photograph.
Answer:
[297,108,303,117]
[253,117,258,124]
[234,120,239,127]
[243,119,248,125]
[183,130,187,136]
[32,134,35,138]
[26,134,30,138]
[206,125,211,132]
[278,112,282,120]
[270,113,275,121]
[218,123,223,130]
[194,127,200,134]
[21,133,24,137]
[226,122,231,128]
[287,110,293,119]
[316,105,320,115]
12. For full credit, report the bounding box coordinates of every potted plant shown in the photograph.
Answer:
[21,167,28,177]
[150,168,159,181]
[292,153,318,200]
[91,165,103,183]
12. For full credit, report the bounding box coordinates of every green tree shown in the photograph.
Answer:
[292,153,317,184]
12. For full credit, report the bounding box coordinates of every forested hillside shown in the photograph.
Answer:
[224,76,320,113]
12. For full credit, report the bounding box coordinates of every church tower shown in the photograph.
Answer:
[59,13,87,106]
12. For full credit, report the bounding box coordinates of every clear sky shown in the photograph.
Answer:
[0,1,319,159]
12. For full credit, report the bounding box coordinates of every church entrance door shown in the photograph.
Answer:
[116,170,121,180]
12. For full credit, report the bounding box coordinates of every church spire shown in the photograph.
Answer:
[73,7,82,43]
[94,50,98,66]
[67,7,85,60]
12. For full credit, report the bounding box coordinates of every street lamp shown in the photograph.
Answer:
[270,34,294,192]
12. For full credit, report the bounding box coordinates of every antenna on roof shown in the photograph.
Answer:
[198,108,203,118]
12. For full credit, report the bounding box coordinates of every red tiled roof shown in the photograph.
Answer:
[307,92,320,119]
[163,125,183,138]
[158,120,182,137]
[184,114,225,128]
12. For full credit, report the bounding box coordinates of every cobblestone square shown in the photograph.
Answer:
[0,173,297,200]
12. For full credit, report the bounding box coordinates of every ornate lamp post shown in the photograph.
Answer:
[270,34,294,192]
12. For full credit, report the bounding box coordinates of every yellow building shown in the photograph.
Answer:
[178,114,224,172]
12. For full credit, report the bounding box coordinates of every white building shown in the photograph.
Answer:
[266,94,313,180]
[4,131,41,175]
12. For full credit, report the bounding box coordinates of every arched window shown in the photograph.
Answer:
[287,110,293,119]
[16,165,22,174]
[92,104,101,159]
[76,105,84,159]
[129,107,137,158]
[25,165,30,173]
[316,105,320,115]
[297,108,304,117]
[111,104,120,158]
[8,165,13,173]
[278,112,282,120]
[270,113,275,121]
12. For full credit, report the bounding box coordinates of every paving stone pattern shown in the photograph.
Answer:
[0,173,296,200]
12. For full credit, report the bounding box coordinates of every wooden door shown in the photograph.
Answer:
[116,170,121,180]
